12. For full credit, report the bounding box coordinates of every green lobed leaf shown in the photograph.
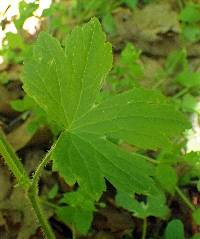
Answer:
[22,18,190,233]
[22,18,189,150]
[71,88,189,149]
[22,18,112,129]
[52,130,157,200]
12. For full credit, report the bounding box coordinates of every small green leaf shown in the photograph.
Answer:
[120,43,143,81]
[116,190,168,219]
[164,219,185,239]
[56,206,93,235]
[182,24,200,43]
[57,206,93,235]
[5,32,24,50]
[102,13,116,35]
[181,94,200,113]
[155,165,177,194]
[14,1,39,29]
[121,43,141,65]
[192,233,200,239]
[179,4,200,23]
[193,208,200,225]
[48,184,59,199]
[56,189,95,234]
[180,152,200,185]
[10,95,36,112]
[176,69,200,88]
[123,0,138,10]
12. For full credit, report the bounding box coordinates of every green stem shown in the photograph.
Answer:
[142,218,147,239]
[41,198,78,239]
[0,129,55,239]
[30,144,56,194]
[175,186,195,211]
[173,88,188,99]
[177,0,184,10]
[28,190,55,239]
[28,143,57,239]
[152,77,166,90]
[144,157,160,165]
[41,199,59,210]
[0,129,30,189]
[72,226,76,239]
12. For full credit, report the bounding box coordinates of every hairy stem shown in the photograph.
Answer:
[0,129,30,189]
[28,189,55,239]
[31,143,56,194]
[175,186,195,211]
[0,129,55,239]
[28,143,57,239]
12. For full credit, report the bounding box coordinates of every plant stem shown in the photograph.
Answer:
[177,0,184,10]
[152,77,166,90]
[175,186,195,211]
[28,189,55,239]
[0,129,56,239]
[41,199,59,210]
[173,88,188,99]
[28,144,57,239]
[144,157,160,165]
[142,218,147,239]
[0,129,30,189]
[30,143,56,194]
[72,226,76,239]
